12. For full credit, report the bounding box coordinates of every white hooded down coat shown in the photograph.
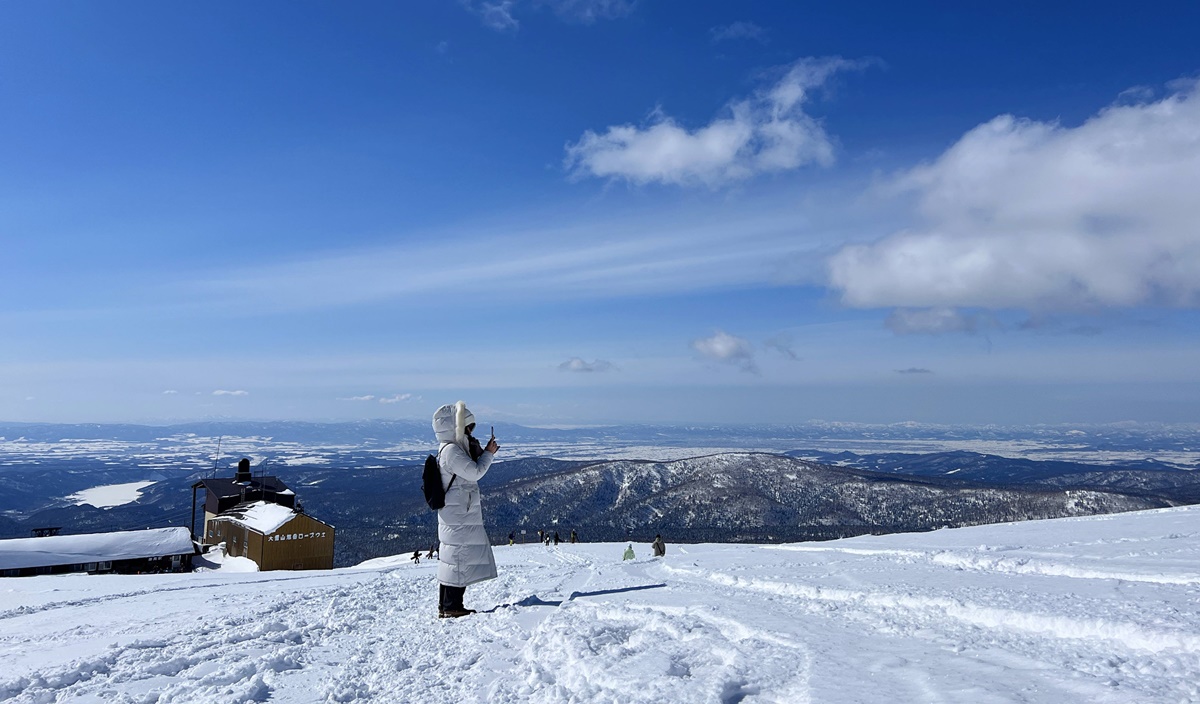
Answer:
[432,402,497,588]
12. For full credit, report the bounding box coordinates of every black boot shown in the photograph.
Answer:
[439,585,472,618]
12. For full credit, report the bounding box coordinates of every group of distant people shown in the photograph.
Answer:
[623,534,666,560]
[511,528,579,546]
[423,400,671,619]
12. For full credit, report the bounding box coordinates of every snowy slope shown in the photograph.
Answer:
[2,507,1198,703]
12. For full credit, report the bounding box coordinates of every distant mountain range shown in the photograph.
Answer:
[2,420,1198,567]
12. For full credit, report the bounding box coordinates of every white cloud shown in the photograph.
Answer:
[884,307,991,335]
[162,389,178,395]
[558,357,614,372]
[379,393,414,404]
[466,0,632,31]
[212,389,249,397]
[829,80,1200,312]
[476,1,519,31]
[338,395,376,402]
[537,0,635,23]
[896,367,933,374]
[691,330,758,373]
[179,202,837,314]
[565,57,865,187]
[710,21,767,44]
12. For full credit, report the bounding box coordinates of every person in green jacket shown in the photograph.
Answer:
[622,544,635,560]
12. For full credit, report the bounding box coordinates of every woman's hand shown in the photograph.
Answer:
[486,438,499,454]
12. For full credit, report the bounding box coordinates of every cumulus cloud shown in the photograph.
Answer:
[212,389,249,396]
[162,389,178,395]
[896,367,933,374]
[338,395,376,402]
[565,56,865,187]
[379,394,414,404]
[558,357,615,372]
[710,21,767,44]
[884,307,992,335]
[692,330,758,373]
[829,80,1200,313]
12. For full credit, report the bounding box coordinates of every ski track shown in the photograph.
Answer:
[1,508,1199,703]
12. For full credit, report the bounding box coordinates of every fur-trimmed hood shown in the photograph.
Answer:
[432,401,475,454]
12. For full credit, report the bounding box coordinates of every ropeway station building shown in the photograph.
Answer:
[191,458,335,571]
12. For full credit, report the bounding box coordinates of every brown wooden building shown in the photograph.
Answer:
[204,500,335,571]
[193,458,335,571]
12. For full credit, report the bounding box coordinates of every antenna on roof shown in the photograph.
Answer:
[211,436,223,477]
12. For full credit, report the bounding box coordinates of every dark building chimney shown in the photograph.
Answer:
[235,457,252,483]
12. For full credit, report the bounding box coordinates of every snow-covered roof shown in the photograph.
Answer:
[213,501,300,535]
[0,527,195,571]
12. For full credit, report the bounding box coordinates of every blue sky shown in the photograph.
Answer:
[3,1,1200,426]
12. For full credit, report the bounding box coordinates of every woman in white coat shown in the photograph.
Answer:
[432,401,499,618]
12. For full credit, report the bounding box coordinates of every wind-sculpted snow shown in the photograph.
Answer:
[2,506,1199,702]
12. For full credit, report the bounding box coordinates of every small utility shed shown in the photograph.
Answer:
[206,501,334,571]
[0,527,197,577]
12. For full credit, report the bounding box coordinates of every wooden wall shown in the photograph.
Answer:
[208,513,335,571]
[253,513,335,571]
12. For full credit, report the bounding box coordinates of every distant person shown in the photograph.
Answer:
[570,529,578,544]
[537,529,544,543]
[553,531,561,546]
[623,544,635,560]
[426,543,437,560]
[508,532,515,546]
[411,550,421,564]
[432,401,499,618]
[652,534,666,558]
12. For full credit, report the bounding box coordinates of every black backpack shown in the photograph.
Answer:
[422,452,456,511]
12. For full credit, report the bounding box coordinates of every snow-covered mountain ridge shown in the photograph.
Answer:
[2,506,1198,702]
[466,452,1170,543]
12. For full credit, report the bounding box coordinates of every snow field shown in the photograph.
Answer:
[1,506,1198,702]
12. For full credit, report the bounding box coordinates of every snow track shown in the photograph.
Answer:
[2,506,1199,703]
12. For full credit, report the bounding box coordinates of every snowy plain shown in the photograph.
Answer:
[2,506,1199,703]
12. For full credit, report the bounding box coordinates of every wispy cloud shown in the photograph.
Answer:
[174,205,834,315]
[465,0,634,31]
[884,308,992,335]
[565,56,867,187]
[692,330,758,373]
[212,389,249,396]
[537,0,636,24]
[162,389,178,395]
[764,333,799,360]
[896,367,933,374]
[829,80,1200,313]
[558,357,615,372]
[472,1,519,31]
[710,21,767,44]
[379,393,414,404]
[338,395,376,402]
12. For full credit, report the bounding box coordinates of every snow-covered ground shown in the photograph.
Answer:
[2,506,1198,703]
